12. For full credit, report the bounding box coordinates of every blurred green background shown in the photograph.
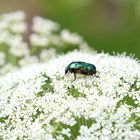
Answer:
[0,0,140,59]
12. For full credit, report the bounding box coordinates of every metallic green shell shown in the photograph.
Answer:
[68,61,96,71]
[65,61,96,75]
[65,61,97,81]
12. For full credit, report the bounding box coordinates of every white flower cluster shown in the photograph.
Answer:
[0,11,29,74]
[0,51,140,140]
[30,16,90,55]
[0,11,28,57]
[0,11,26,33]
[30,16,59,47]
[0,11,91,76]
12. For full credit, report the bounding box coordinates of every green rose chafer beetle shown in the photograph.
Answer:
[65,61,99,82]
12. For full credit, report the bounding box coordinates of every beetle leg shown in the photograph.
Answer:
[72,73,76,82]
[94,74,100,78]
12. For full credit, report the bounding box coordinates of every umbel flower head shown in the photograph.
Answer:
[0,50,140,140]
[0,11,140,140]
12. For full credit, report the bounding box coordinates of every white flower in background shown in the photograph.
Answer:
[0,20,8,31]
[30,16,89,52]
[0,31,11,43]
[8,35,29,57]
[32,16,60,35]
[60,29,83,45]
[0,11,93,77]
[1,11,25,22]
[0,51,140,140]
[0,11,28,74]
[10,22,26,33]
[30,34,49,46]
[0,11,26,33]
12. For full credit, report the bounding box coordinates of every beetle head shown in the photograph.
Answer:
[65,67,69,75]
